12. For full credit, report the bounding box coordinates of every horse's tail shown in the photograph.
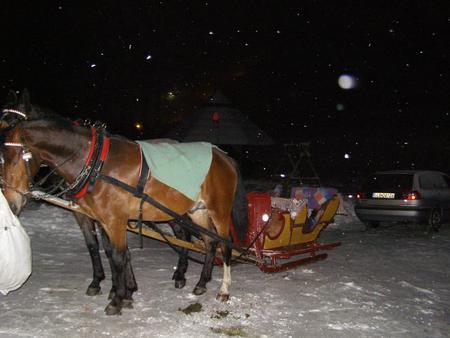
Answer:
[231,161,248,243]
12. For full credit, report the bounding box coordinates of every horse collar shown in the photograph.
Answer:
[67,128,111,199]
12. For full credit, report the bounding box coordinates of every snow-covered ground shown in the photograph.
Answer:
[1,199,450,338]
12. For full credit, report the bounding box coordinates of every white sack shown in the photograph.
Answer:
[0,191,32,295]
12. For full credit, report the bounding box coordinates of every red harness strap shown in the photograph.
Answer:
[100,137,110,161]
[73,128,110,199]
[85,127,97,165]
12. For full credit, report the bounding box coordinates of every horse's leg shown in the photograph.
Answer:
[99,227,117,300]
[216,241,232,302]
[193,236,218,296]
[187,211,217,295]
[73,212,105,296]
[99,226,137,307]
[169,221,191,289]
[104,246,128,315]
[205,201,234,302]
[123,248,138,308]
[100,223,135,315]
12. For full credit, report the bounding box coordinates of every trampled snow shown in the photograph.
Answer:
[1,199,449,337]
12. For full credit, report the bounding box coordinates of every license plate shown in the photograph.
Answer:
[372,192,395,199]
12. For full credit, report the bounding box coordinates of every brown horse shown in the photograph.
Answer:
[1,91,218,303]
[1,90,110,297]
[0,106,247,315]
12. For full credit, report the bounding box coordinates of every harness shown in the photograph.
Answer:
[1,111,247,254]
[64,128,110,199]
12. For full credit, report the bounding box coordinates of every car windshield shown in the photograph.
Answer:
[363,174,414,191]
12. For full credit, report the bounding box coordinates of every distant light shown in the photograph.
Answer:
[344,153,350,159]
[146,54,152,60]
[348,194,354,199]
[90,64,96,68]
[209,31,214,35]
[167,91,175,100]
[336,103,345,111]
[262,213,270,222]
[280,173,286,178]
[134,122,143,130]
[338,74,357,89]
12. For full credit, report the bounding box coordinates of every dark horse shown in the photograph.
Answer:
[0,97,247,315]
[1,91,196,299]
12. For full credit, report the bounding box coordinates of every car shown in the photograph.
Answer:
[354,170,450,231]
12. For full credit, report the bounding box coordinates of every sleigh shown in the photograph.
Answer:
[126,189,341,273]
[241,191,341,272]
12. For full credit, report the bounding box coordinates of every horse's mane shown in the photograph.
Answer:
[23,105,75,131]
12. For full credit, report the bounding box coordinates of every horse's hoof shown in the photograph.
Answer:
[216,293,230,302]
[193,286,207,296]
[105,303,122,316]
[122,299,134,309]
[108,290,115,300]
[86,286,101,296]
[174,279,186,289]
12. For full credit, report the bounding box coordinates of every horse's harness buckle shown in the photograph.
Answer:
[22,150,32,161]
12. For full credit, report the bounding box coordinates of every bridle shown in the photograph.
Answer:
[1,137,86,197]
[0,108,110,199]
[0,108,61,196]
[2,108,27,119]
[0,108,34,195]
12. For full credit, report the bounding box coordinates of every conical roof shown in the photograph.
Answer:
[166,92,274,145]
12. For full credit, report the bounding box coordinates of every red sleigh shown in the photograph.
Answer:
[233,191,341,273]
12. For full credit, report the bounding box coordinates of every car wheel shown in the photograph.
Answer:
[428,208,441,232]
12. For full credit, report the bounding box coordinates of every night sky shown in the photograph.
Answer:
[1,2,449,185]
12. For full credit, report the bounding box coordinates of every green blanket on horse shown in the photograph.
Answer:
[137,141,213,201]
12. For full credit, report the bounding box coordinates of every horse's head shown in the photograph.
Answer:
[0,126,41,215]
[1,89,43,129]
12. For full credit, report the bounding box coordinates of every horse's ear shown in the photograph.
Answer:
[20,88,31,110]
[6,90,18,105]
